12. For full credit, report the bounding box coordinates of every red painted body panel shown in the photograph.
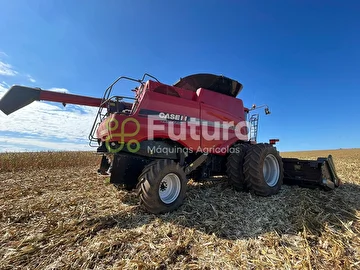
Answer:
[40,90,105,107]
[195,88,246,150]
[96,80,248,155]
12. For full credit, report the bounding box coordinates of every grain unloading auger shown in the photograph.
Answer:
[0,73,341,214]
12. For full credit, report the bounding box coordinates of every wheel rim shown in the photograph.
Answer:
[158,173,181,204]
[263,154,280,187]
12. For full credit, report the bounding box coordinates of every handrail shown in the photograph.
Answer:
[88,73,159,146]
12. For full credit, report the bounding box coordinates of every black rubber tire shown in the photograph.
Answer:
[243,143,284,196]
[136,159,188,214]
[226,144,250,191]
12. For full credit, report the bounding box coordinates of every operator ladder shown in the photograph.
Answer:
[89,108,107,146]
[249,114,259,142]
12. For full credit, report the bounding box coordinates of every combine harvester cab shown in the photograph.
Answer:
[0,73,341,214]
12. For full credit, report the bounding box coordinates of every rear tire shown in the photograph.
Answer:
[226,144,250,191]
[136,159,188,214]
[243,143,284,196]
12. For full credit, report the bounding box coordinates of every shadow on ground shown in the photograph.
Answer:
[79,181,360,240]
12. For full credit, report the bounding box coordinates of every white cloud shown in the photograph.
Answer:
[0,99,99,142]
[0,81,7,93]
[0,83,100,152]
[0,52,102,152]
[0,52,9,58]
[0,52,34,82]
[1,81,10,88]
[27,75,36,83]
[0,61,18,76]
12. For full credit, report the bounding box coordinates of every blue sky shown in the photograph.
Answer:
[0,0,359,152]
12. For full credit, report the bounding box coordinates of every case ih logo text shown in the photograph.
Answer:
[158,112,188,121]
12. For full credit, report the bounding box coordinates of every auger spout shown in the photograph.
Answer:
[0,85,105,115]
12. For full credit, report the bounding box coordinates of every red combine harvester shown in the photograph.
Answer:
[0,73,341,214]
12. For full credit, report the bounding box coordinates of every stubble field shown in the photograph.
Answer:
[0,149,359,269]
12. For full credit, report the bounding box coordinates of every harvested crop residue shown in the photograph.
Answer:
[0,149,359,269]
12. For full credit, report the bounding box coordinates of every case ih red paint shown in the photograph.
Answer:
[0,73,341,214]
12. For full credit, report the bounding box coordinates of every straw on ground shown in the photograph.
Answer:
[0,149,359,269]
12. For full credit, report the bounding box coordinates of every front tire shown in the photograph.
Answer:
[243,143,284,196]
[136,159,188,214]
